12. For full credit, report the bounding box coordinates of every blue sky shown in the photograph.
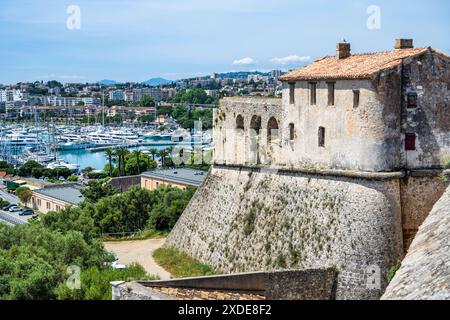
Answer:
[0,0,449,84]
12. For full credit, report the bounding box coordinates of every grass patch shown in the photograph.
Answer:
[102,229,168,242]
[443,154,450,169]
[153,247,217,278]
[387,261,402,284]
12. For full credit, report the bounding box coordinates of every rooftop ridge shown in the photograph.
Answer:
[278,47,444,82]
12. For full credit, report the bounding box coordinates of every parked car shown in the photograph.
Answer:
[8,206,22,212]
[2,203,15,211]
[111,260,127,270]
[29,214,39,221]
[19,209,34,216]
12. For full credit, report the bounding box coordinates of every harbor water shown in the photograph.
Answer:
[57,145,170,170]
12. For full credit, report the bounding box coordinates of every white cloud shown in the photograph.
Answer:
[232,57,255,66]
[271,55,311,66]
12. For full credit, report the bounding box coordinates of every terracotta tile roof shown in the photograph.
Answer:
[279,47,447,82]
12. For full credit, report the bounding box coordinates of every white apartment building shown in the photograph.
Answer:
[0,89,29,102]
[109,90,125,101]
[46,96,101,107]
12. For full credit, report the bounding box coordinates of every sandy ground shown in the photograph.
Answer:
[104,238,171,280]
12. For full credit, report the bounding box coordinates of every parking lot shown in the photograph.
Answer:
[0,210,30,226]
[0,187,31,226]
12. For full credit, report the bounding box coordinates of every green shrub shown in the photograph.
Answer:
[243,209,257,236]
[443,155,450,169]
[387,261,402,284]
[16,187,32,205]
[56,264,154,300]
[67,175,78,182]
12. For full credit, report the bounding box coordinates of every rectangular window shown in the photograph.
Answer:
[405,133,416,151]
[289,123,295,141]
[289,83,295,104]
[309,82,317,105]
[46,202,50,210]
[327,82,335,106]
[353,90,360,108]
[318,127,325,147]
[407,93,417,109]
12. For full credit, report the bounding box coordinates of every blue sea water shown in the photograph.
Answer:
[57,145,169,170]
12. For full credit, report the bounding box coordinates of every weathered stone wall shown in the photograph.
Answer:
[281,78,402,172]
[399,174,449,249]
[216,51,450,173]
[112,269,337,300]
[107,175,141,193]
[111,281,175,300]
[399,50,450,169]
[382,185,450,300]
[216,85,402,173]
[166,166,404,300]
[214,97,282,167]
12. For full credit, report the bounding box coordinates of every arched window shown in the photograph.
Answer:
[267,117,279,144]
[289,123,295,141]
[250,115,262,135]
[236,115,244,130]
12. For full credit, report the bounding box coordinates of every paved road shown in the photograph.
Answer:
[0,210,28,226]
[0,188,29,226]
[0,188,19,205]
[104,238,171,280]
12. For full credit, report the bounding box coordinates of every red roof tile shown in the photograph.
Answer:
[279,47,448,82]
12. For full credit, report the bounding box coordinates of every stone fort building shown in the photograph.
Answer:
[166,39,450,299]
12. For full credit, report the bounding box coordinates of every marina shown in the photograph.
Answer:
[0,123,213,171]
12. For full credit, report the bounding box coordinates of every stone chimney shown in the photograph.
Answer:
[336,42,351,59]
[395,39,414,50]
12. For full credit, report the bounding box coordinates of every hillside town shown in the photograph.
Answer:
[1,0,449,310]
[0,70,284,121]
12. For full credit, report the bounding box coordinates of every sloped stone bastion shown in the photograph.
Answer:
[166,166,406,299]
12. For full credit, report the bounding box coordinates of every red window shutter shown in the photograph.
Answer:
[405,134,416,151]
[407,93,417,109]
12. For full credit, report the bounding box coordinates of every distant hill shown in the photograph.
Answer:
[98,79,117,85]
[142,78,173,86]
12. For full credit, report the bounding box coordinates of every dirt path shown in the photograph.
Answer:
[104,238,171,280]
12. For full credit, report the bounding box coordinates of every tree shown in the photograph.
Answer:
[104,148,115,177]
[81,180,117,203]
[149,148,158,161]
[115,148,129,177]
[138,114,155,123]
[158,149,166,167]
[124,155,156,176]
[56,264,150,300]
[18,161,44,177]
[82,167,95,175]
[135,95,155,108]
[147,186,197,231]
[171,88,215,105]
[0,161,15,175]
[133,150,142,174]
[16,187,32,206]
[0,215,112,300]
[47,80,63,88]
[157,104,172,116]
[67,175,78,182]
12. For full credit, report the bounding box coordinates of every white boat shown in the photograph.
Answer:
[109,129,140,141]
[59,141,94,150]
[2,135,42,152]
[47,161,80,172]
